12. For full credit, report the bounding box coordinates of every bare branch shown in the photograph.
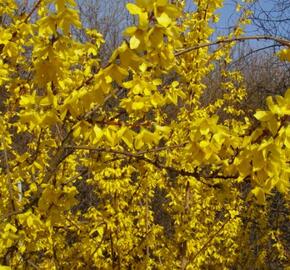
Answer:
[65,145,233,187]
[175,35,290,57]
[24,0,42,23]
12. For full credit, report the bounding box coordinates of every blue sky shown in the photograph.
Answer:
[26,0,288,49]
[213,0,288,49]
[217,0,273,32]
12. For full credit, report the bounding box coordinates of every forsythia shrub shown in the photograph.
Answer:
[0,0,289,269]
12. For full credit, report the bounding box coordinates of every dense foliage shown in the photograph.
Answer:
[0,0,289,269]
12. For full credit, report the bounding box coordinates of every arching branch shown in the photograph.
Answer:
[175,35,290,56]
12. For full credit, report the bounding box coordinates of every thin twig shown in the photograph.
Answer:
[229,44,282,68]
[65,144,186,156]
[175,35,290,57]
[1,135,17,213]
[27,260,39,270]
[65,145,229,187]
[186,217,231,267]
[24,0,42,23]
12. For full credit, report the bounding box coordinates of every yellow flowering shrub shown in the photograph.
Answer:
[0,0,289,269]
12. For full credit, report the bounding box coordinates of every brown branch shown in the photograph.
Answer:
[65,144,185,158]
[175,35,290,57]
[110,232,116,269]
[90,119,153,128]
[186,217,232,268]
[1,136,17,214]
[27,260,39,270]
[229,114,290,167]
[124,229,153,258]
[65,145,230,187]
[43,130,74,183]
[0,210,23,222]
[27,129,43,165]
[24,0,42,23]
[91,223,107,258]
[0,0,42,55]
[83,88,123,121]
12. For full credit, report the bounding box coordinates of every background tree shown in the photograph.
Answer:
[75,0,133,61]
[251,0,290,39]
